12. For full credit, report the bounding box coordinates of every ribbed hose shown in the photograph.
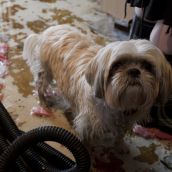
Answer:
[0,102,21,140]
[0,102,90,171]
[0,126,90,172]
[34,142,76,169]
[0,132,29,172]
[0,133,8,152]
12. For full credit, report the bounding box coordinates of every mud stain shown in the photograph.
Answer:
[51,9,83,24]
[42,9,48,14]
[8,57,34,97]
[11,19,24,29]
[27,20,49,33]
[134,143,159,164]
[2,4,26,22]
[11,32,27,46]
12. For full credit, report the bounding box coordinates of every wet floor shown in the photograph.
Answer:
[0,0,172,171]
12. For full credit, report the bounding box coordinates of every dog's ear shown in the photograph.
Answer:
[85,60,96,86]
[85,45,115,99]
[93,70,105,98]
[85,60,105,98]
[156,59,172,104]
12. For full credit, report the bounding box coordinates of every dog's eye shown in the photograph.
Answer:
[108,61,123,80]
[141,61,154,73]
[111,61,123,71]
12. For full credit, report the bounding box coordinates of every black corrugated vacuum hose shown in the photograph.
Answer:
[0,102,91,172]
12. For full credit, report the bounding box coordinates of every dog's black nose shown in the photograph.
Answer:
[127,68,140,77]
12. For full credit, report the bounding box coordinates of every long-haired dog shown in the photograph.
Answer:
[23,24,172,147]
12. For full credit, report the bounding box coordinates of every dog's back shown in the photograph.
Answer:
[23,25,76,80]
[23,25,101,102]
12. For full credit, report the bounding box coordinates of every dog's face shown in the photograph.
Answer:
[105,54,159,111]
[86,40,172,113]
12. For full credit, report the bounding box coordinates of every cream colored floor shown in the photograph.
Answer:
[0,0,172,171]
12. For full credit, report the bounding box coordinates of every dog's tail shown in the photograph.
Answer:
[23,34,42,83]
[23,34,39,61]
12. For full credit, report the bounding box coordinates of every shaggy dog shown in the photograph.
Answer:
[23,24,172,148]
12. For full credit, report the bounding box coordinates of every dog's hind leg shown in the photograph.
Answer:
[36,69,70,111]
[36,70,53,108]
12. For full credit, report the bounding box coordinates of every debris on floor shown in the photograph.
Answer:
[30,105,53,117]
[133,125,172,141]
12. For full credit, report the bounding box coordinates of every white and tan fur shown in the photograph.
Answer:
[23,24,172,145]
